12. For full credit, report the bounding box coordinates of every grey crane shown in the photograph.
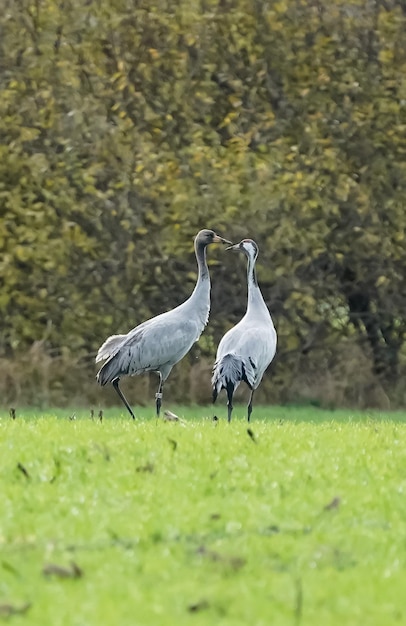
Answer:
[96,229,231,419]
[212,239,277,422]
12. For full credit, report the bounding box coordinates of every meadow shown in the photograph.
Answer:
[1,404,406,626]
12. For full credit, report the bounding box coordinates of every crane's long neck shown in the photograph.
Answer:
[184,239,211,327]
[196,240,210,283]
[247,254,258,291]
[246,253,266,312]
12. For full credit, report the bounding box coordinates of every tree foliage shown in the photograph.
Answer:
[1,0,406,406]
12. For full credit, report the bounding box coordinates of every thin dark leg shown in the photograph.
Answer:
[247,389,255,423]
[112,378,136,420]
[155,373,164,417]
[226,381,234,423]
[212,388,218,420]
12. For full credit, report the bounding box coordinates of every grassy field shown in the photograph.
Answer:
[1,404,406,625]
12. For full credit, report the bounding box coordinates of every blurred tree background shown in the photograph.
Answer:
[1,0,405,409]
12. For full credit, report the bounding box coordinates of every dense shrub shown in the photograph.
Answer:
[1,0,406,407]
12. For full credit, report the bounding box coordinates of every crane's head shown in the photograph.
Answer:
[195,229,232,246]
[226,238,259,260]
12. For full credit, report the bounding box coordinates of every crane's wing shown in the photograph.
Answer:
[96,334,127,363]
[97,313,204,385]
[215,320,276,386]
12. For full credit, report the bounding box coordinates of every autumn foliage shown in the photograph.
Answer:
[1,0,406,407]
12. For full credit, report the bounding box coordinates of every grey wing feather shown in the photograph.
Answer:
[95,334,127,363]
[97,315,203,386]
[212,320,276,394]
[212,352,256,396]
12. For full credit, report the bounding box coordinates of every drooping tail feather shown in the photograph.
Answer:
[96,353,122,386]
[211,353,254,400]
[96,334,126,363]
[96,334,128,386]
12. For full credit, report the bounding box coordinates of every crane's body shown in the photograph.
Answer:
[212,239,277,422]
[96,229,231,419]
[96,284,210,384]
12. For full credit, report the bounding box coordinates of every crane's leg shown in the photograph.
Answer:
[226,381,234,423]
[211,387,218,420]
[247,389,255,423]
[155,373,164,417]
[112,378,136,420]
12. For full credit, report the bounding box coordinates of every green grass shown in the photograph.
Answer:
[1,405,406,625]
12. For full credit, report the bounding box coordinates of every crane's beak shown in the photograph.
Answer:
[225,243,240,251]
[213,234,233,245]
